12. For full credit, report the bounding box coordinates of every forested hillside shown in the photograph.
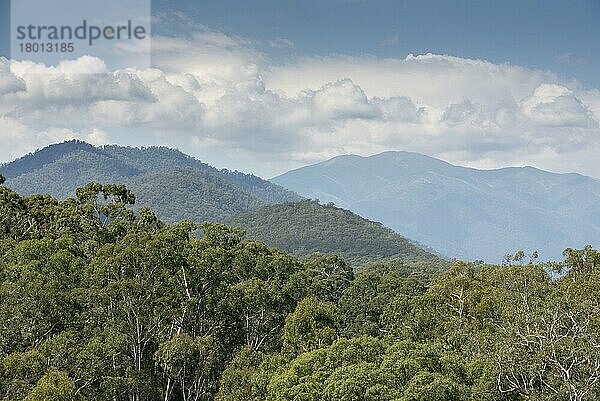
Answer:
[227,200,446,266]
[273,151,600,262]
[1,176,600,401]
[1,141,300,223]
[1,142,444,266]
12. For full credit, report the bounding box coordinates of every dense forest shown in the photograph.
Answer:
[227,200,445,266]
[1,175,600,401]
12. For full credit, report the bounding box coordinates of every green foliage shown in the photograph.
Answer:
[0,182,303,400]
[265,337,470,401]
[400,371,462,401]
[24,369,75,401]
[216,347,285,401]
[282,297,337,355]
[338,260,431,337]
[288,254,354,303]
[227,200,448,267]
[155,334,219,401]
[1,180,600,401]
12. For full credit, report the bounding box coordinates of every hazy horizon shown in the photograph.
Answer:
[4,140,600,182]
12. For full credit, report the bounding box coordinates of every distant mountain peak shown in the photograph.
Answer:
[273,151,600,262]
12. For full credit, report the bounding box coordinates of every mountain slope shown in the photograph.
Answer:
[226,200,447,267]
[125,168,266,223]
[1,141,301,223]
[272,151,600,262]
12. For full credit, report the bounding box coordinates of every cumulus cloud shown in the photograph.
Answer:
[520,84,596,128]
[0,59,26,96]
[373,97,425,123]
[307,79,379,120]
[265,54,559,108]
[441,100,489,127]
[8,58,155,107]
[1,30,600,179]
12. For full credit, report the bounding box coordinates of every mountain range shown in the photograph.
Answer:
[1,140,300,224]
[3,141,598,263]
[272,151,600,262]
[0,141,442,266]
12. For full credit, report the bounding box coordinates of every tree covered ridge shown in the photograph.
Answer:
[226,199,446,267]
[1,176,600,401]
[0,140,301,223]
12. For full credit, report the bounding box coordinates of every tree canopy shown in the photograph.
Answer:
[1,180,599,401]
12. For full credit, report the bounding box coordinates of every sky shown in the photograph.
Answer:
[1,0,600,178]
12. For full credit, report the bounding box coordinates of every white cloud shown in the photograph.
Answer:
[7,57,155,108]
[0,116,104,163]
[308,79,379,120]
[520,84,596,128]
[440,100,489,127]
[1,31,600,179]
[265,54,561,108]
[373,96,425,123]
[0,59,26,96]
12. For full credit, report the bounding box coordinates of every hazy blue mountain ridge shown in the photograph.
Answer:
[272,151,600,262]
